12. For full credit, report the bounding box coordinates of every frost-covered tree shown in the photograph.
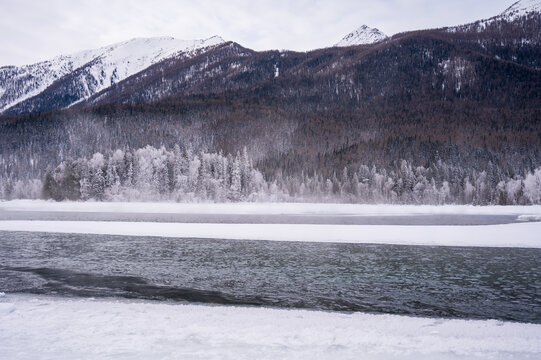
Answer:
[524,168,541,204]
[230,155,242,201]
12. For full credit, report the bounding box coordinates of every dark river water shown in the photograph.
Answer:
[1,230,539,323]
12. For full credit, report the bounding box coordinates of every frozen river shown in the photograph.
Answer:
[1,230,540,323]
[1,202,541,359]
[0,209,524,225]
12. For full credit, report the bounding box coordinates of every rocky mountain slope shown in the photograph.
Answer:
[0,36,224,115]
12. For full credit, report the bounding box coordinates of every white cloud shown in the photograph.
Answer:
[0,0,513,66]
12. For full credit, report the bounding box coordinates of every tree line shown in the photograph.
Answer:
[1,145,540,205]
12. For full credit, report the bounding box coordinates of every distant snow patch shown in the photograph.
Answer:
[518,214,541,221]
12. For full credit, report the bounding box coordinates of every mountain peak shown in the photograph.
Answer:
[335,25,388,47]
[205,35,226,43]
[502,0,541,18]
[0,35,226,114]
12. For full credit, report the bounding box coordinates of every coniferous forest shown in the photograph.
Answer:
[3,144,540,205]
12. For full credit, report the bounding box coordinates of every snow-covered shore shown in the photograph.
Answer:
[0,220,540,248]
[2,199,541,216]
[1,294,540,360]
[2,200,540,248]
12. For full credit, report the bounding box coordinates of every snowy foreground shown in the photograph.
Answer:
[3,199,541,216]
[1,294,540,360]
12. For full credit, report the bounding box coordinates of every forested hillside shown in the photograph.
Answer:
[0,4,540,204]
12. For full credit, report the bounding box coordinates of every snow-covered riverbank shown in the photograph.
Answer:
[2,199,541,216]
[1,294,540,360]
[1,220,540,248]
[2,200,540,248]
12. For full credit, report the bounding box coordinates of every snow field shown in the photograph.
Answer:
[2,200,540,248]
[0,220,539,248]
[0,294,540,360]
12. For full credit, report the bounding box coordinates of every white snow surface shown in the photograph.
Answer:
[518,214,541,221]
[335,25,388,47]
[502,0,541,19]
[0,220,539,248]
[3,199,541,216]
[0,294,539,360]
[2,201,540,247]
[0,36,224,112]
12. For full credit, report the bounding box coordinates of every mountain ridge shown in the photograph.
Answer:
[4,2,540,116]
[0,36,225,114]
[503,0,541,18]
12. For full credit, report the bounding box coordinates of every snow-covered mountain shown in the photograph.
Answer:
[335,25,388,47]
[501,0,541,19]
[0,36,225,114]
[446,0,541,33]
[1,1,539,116]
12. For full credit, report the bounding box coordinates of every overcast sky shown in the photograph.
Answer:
[1,0,514,66]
